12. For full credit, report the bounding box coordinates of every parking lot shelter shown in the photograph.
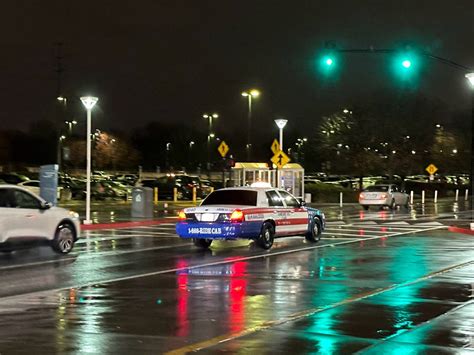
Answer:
[231,162,304,199]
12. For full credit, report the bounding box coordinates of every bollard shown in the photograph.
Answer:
[465,189,469,201]
[339,192,343,208]
[455,189,459,201]
[173,187,178,202]
[434,190,438,203]
[154,187,158,204]
[421,190,425,204]
[410,191,414,205]
[192,187,197,203]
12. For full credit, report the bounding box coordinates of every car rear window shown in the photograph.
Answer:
[365,185,389,192]
[201,190,257,206]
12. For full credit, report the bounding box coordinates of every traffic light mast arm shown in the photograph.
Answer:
[334,47,472,71]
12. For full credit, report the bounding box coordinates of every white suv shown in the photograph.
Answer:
[0,185,81,254]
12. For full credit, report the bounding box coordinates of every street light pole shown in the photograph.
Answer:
[242,90,260,161]
[80,96,98,225]
[465,73,474,227]
[203,113,218,170]
[274,119,288,188]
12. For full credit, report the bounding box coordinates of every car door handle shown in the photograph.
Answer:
[25,214,34,218]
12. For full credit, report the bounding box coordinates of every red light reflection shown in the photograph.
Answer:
[229,261,247,333]
[176,260,189,337]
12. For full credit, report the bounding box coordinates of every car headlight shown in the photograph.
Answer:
[69,211,80,219]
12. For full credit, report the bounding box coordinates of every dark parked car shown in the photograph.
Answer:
[141,175,203,200]
[0,173,30,185]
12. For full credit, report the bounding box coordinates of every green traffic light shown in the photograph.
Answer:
[402,59,411,68]
[325,58,333,66]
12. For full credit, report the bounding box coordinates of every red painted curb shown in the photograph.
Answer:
[81,218,178,231]
[448,226,474,235]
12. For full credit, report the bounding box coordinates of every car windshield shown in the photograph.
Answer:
[365,185,389,192]
[201,190,257,206]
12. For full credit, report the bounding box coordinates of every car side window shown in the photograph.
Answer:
[12,190,41,209]
[279,190,300,208]
[266,191,284,207]
[0,190,14,207]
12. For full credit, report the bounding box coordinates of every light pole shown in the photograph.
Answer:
[465,73,474,225]
[80,96,98,225]
[203,113,218,170]
[274,119,288,151]
[242,89,260,160]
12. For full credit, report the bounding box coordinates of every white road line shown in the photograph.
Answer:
[77,234,177,243]
[0,243,188,271]
[325,228,417,235]
[0,226,446,303]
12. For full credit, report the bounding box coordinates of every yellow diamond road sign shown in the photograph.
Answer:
[271,150,290,169]
[218,141,229,158]
[425,164,438,175]
[271,139,280,155]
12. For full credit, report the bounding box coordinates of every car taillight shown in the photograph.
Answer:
[359,193,365,199]
[178,210,187,220]
[230,209,244,223]
[381,193,388,199]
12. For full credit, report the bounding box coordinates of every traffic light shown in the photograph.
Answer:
[391,49,421,82]
[317,51,339,78]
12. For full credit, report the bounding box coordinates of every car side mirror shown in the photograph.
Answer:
[299,199,306,207]
[40,201,52,210]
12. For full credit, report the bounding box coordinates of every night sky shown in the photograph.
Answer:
[1,1,473,141]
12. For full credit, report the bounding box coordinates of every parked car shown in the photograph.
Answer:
[359,184,409,210]
[140,175,203,200]
[176,187,325,250]
[0,173,30,185]
[17,180,41,195]
[200,179,215,197]
[0,185,80,254]
[114,174,139,186]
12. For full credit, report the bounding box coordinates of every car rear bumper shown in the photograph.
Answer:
[176,221,261,240]
[359,199,390,206]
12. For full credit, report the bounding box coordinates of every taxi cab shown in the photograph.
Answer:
[175,186,325,249]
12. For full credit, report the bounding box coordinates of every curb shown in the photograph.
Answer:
[448,226,474,236]
[81,217,178,231]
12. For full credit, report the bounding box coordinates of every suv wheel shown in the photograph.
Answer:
[51,223,76,254]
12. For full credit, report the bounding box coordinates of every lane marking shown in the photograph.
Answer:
[0,243,188,271]
[165,251,474,355]
[0,226,445,303]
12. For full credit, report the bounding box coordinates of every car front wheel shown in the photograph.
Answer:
[51,223,76,254]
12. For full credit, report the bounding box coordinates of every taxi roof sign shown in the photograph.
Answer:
[218,141,229,158]
[271,139,280,155]
[271,150,290,169]
[425,163,438,175]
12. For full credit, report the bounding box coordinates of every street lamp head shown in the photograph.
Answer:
[241,92,249,97]
[57,96,66,101]
[72,120,77,125]
[203,114,209,118]
[343,109,349,113]
[465,73,474,87]
[250,89,260,97]
[209,133,215,138]
[80,96,98,110]
[274,119,288,129]
[212,113,219,118]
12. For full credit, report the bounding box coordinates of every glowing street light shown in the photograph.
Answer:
[80,96,98,225]
[274,119,288,151]
[242,89,260,160]
[65,120,77,134]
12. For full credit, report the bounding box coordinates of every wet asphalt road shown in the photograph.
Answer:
[0,200,473,354]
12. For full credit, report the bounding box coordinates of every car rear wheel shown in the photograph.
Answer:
[193,238,212,249]
[305,218,321,243]
[51,223,76,254]
[256,222,274,250]
[389,199,396,210]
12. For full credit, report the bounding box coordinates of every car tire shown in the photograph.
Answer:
[362,205,369,211]
[256,222,274,250]
[389,199,396,210]
[51,222,76,254]
[305,218,321,243]
[193,238,212,249]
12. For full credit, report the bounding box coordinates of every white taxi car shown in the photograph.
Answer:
[359,184,410,210]
[0,185,81,254]
[176,187,325,249]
